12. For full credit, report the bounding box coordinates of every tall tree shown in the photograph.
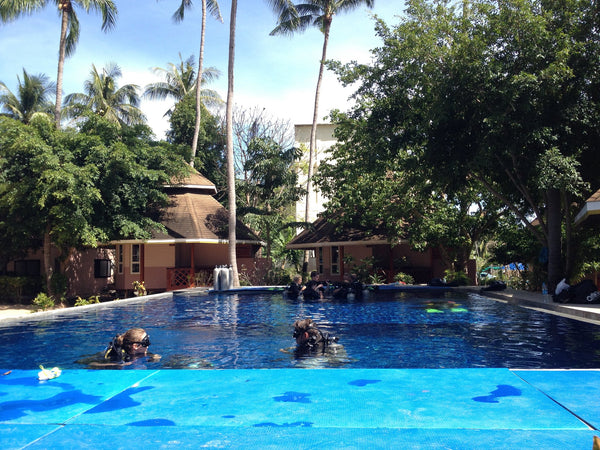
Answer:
[268,0,375,271]
[326,0,600,290]
[0,69,55,124]
[0,114,186,296]
[0,0,118,128]
[63,62,145,126]
[225,0,239,286]
[143,53,222,116]
[172,0,223,168]
[238,137,304,260]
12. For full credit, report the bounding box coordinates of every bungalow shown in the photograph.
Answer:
[286,217,449,284]
[5,169,263,299]
[111,170,263,295]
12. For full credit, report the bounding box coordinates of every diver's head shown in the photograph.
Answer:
[293,319,322,347]
[122,328,151,356]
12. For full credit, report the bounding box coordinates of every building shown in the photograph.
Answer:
[5,169,263,298]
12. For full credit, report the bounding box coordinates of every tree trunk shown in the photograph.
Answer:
[546,188,563,292]
[43,227,54,296]
[303,19,332,271]
[226,0,239,287]
[54,7,69,128]
[190,0,208,168]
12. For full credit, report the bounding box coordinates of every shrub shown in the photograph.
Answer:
[33,293,56,311]
[444,269,470,286]
[394,272,415,285]
[74,295,100,307]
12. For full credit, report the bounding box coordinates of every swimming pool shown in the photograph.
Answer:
[1,290,600,370]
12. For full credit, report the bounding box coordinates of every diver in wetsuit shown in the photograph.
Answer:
[292,318,339,356]
[303,271,324,299]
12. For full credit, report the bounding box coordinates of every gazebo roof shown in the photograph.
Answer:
[286,217,391,249]
[575,188,600,225]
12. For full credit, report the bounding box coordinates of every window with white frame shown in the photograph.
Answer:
[318,247,323,274]
[131,244,140,274]
[331,246,340,274]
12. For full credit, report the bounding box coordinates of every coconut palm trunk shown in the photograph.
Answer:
[190,1,207,168]
[302,17,331,270]
[226,0,240,286]
[54,4,69,128]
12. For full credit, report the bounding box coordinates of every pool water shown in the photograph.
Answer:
[1,290,600,370]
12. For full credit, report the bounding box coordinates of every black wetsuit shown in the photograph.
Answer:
[286,282,302,299]
[303,280,322,299]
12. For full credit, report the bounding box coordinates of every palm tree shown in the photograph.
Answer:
[0,0,118,129]
[225,0,240,286]
[171,0,223,168]
[0,69,55,124]
[268,0,374,271]
[63,63,145,126]
[143,53,222,116]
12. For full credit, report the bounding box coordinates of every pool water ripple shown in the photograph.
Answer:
[1,291,600,370]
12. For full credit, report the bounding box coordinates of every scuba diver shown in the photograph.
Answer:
[77,327,161,368]
[292,318,339,356]
[286,275,304,299]
[303,271,325,299]
[104,327,158,363]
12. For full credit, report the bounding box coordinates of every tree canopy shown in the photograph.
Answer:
[320,0,600,287]
[0,114,187,292]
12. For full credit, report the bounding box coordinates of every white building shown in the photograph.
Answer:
[294,123,337,223]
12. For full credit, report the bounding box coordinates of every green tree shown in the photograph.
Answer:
[63,62,145,126]
[171,0,223,169]
[268,0,375,271]
[0,69,55,124]
[238,137,304,260]
[143,53,222,115]
[0,114,186,296]
[326,0,600,290]
[0,0,118,128]
[167,94,225,187]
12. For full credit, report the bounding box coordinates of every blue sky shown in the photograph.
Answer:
[1,1,404,138]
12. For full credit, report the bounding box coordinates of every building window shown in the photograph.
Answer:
[94,259,112,278]
[117,245,123,274]
[14,260,41,276]
[131,244,140,274]
[318,248,323,274]
[331,246,340,275]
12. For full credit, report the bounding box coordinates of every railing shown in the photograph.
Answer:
[166,268,214,291]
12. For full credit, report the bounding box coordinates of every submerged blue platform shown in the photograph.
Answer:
[1,368,598,449]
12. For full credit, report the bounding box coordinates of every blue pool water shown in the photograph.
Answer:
[1,290,600,370]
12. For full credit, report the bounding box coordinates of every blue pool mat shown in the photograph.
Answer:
[1,368,599,449]
[514,370,600,429]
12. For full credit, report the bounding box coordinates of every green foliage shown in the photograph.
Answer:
[444,270,470,286]
[74,295,100,306]
[321,0,600,281]
[0,276,32,302]
[63,63,145,126]
[32,292,55,311]
[394,272,414,285]
[166,94,225,186]
[0,115,187,292]
[50,272,68,299]
[0,69,55,124]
